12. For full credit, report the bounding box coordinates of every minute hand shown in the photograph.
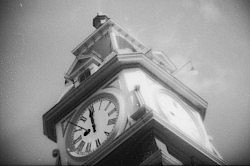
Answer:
[68,121,88,131]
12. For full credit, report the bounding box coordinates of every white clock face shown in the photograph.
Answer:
[65,94,119,158]
[157,92,201,142]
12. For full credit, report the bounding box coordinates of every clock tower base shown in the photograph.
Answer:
[81,108,223,165]
[95,129,181,166]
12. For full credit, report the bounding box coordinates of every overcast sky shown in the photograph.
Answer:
[0,0,250,165]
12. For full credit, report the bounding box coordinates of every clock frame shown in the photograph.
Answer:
[64,89,127,162]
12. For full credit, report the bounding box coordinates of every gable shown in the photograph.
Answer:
[91,32,112,59]
[71,58,90,74]
[65,19,149,83]
[71,19,149,57]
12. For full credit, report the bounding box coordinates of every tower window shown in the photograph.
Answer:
[79,69,91,82]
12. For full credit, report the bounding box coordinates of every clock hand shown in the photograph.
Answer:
[68,121,88,131]
[68,121,91,136]
[83,129,91,136]
[68,121,90,131]
[88,108,96,132]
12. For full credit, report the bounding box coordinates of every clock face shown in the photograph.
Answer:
[156,92,201,142]
[65,94,119,158]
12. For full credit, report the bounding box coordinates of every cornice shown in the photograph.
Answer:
[78,109,224,165]
[71,20,112,56]
[71,19,148,57]
[117,53,207,114]
[152,111,224,165]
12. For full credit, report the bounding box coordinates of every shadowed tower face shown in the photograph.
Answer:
[43,14,224,165]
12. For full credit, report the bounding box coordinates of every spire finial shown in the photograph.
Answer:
[93,13,109,29]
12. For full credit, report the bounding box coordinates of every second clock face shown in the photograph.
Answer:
[156,92,202,142]
[65,94,119,158]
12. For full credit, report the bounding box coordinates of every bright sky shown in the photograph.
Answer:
[0,0,250,165]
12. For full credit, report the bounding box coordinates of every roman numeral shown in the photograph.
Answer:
[73,135,82,145]
[107,118,117,125]
[88,104,94,112]
[80,116,87,123]
[104,131,110,136]
[104,101,111,111]
[108,108,117,116]
[98,100,102,110]
[95,138,101,148]
[76,141,85,152]
[85,142,91,152]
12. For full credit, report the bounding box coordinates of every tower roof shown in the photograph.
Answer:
[66,17,149,82]
[71,18,148,57]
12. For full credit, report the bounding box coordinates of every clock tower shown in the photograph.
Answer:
[43,14,224,165]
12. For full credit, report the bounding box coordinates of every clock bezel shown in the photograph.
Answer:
[154,89,206,145]
[64,89,127,161]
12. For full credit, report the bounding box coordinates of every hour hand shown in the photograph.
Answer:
[92,122,96,133]
[88,108,96,132]
[69,121,91,136]
[83,129,91,136]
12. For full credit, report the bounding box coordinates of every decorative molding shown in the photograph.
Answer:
[72,22,110,56]
[116,53,208,118]
[72,110,224,165]
[102,76,120,89]
[71,19,147,57]
[130,105,147,121]
[65,55,102,81]
[52,149,62,166]
[60,111,75,137]
[139,150,183,165]
[145,50,177,74]
[152,112,224,165]
[133,85,145,107]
